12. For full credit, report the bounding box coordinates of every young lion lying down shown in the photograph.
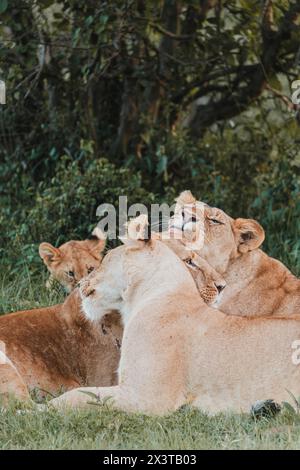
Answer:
[49,215,300,415]
[0,291,122,403]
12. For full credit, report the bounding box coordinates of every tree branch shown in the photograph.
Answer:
[265,83,299,111]
[187,2,300,137]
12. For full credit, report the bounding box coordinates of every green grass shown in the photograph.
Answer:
[1,270,300,450]
[0,269,64,315]
[1,403,300,450]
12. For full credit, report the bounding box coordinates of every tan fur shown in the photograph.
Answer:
[0,290,122,403]
[0,354,29,404]
[49,216,300,416]
[175,190,197,206]
[170,192,300,317]
[160,238,226,307]
[39,233,106,292]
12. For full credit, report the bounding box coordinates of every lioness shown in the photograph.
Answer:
[49,216,300,415]
[39,227,106,292]
[0,290,122,403]
[171,191,300,317]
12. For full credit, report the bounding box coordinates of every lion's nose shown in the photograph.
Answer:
[214,282,226,294]
[81,284,96,298]
[86,288,95,297]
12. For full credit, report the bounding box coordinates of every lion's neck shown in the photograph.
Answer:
[60,289,85,323]
[121,253,200,326]
[220,249,299,316]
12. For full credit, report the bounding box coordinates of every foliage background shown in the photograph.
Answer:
[0,0,300,276]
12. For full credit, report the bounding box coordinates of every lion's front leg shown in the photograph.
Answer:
[49,384,176,415]
[0,361,31,405]
[49,385,133,411]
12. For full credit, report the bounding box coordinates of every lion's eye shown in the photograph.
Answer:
[67,270,75,278]
[87,267,95,274]
[208,218,222,225]
[185,258,197,268]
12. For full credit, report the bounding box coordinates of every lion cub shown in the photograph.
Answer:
[39,228,106,292]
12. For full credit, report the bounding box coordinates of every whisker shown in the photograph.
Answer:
[150,222,170,230]
[150,218,171,226]
[150,222,163,228]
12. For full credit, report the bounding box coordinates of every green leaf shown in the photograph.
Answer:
[156,155,168,175]
[285,389,300,410]
[282,401,297,416]
[0,0,8,13]
[85,15,94,26]
[268,75,282,92]
[79,390,100,401]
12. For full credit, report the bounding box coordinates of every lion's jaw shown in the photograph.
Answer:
[80,246,125,323]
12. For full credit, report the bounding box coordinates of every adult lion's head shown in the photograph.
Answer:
[169,190,265,273]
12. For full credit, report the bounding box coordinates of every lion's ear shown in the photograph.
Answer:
[88,239,106,260]
[39,242,62,266]
[233,218,265,254]
[175,190,197,207]
[92,226,106,241]
[89,226,107,259]
[120,214,150,248]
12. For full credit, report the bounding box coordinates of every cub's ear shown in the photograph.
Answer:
[92,226,106,241]
[39,242,62,266]
[89,227,107,260]
[233,218,265,254]
[120,214,150,248]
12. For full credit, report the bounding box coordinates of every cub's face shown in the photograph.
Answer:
[39,238,106,292]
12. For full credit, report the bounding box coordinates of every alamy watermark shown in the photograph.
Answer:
[0,80,6,104]
[291,80,300,106]
[95,196,205,250]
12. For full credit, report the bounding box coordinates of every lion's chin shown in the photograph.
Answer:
[210,294,223,309]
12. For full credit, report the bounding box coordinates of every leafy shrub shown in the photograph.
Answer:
[250,159,300,275]
[1,121,299,277]
[0,151,156,274]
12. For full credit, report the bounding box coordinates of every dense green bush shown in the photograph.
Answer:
[0,145,156,274]
[250,159,300,275]
[1,128,299,276]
